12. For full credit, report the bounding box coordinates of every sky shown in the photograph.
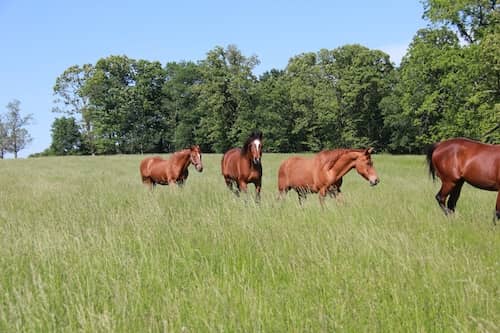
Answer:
[0,0,427,158]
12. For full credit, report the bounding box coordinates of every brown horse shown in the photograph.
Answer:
[140,145,203,190]
[278,148,379,205]
[221,132,263,200]
[426,137,500,223]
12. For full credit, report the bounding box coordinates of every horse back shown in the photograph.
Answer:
[140,156,163,177]
[278,156,316,191]
[433,138,500,190]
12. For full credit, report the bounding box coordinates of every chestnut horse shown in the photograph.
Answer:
[140,145,203,190]
[278,148,379,205]
[221,132,263,200]
[426,137,500,223]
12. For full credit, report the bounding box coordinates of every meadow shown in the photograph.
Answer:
[0,153,498,332]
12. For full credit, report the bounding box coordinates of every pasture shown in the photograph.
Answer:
[0,153,498,332]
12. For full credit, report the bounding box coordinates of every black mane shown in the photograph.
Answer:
[241,131,262,155]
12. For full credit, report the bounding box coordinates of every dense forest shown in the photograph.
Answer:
[42,0,499,156]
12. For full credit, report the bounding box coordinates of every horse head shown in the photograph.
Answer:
[243,131,263,165]
[189,145,203,172]
[355,148,379,186]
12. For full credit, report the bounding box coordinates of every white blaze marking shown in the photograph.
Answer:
[253,139,261,151]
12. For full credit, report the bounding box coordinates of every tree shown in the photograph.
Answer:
[195,45,260,152]
[282,45,394,151]
[0,116,8,158]
[4,100,33,158]
[381,0,500,152]
[162,61,203,151]
[422,0,499,43]
[122,59,168,153]
[285,52,323,151]
[50,117,82,155]
[78,56,170,154]
[421,0,499,144]
[317,45,394,149]
[53,64,96,154]
[254,69,294,152]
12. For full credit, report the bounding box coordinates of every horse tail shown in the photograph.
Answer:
[221,153,226,175]
[426,143,437,181]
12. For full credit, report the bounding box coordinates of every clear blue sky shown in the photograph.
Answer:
[0,0,427,158]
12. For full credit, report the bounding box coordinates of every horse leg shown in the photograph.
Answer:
[446,180,464,213]
[334,190,345,205]
[238,181,248,195]
[176,178,186,188]
[435,181,455,215]
[225,177,239,196]
[328,178,343,197]
[296,189,306,205]
[318,187,328,207]
[494,192,500,225]
[142,177,154,191]
[234,182,241,197]
[255,181,261,202]
[328,185,338,198]
[224,177,232,190]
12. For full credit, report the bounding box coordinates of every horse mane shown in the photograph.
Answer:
[173,145,198,156]
[323,148,366,169]
[171,148,191,162]
[241,131,262,155]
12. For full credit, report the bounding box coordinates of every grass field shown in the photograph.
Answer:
[0,153,498,332]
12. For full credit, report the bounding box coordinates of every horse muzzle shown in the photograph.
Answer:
[253,158,261,165]
[369,178,380,186]
[195,164,203,172]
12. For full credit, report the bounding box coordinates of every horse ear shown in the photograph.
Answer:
[366,147,375,155]
[258,131,263,140]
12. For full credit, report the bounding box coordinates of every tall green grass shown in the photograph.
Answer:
[0,154,498,332]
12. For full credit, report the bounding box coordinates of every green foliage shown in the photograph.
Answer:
[422,0,499,43]
[0,115,7,158]
[80,56,170,154]
[255,69,295,152]
[281,46,394,151]
[52,64,96,154]
[49,117,82,155]
[3,99,33,158]
[381,0,500,152]
[162,61,203,151]
[194,45,260,152]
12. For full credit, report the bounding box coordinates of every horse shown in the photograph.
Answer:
[278,148,379,205]
[426,137,500,223]
[140,145,203,190]
[221,132,263,201]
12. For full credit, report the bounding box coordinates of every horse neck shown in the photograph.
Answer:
[241,149,256,169]
[172,149,191,169]
[329,150,361,177]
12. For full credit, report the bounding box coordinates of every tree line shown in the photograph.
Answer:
[40,0,499,156]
